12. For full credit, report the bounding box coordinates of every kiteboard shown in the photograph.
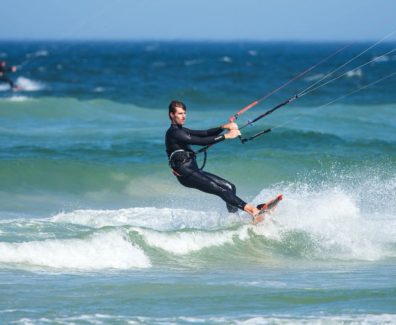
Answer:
[253,194,283,224]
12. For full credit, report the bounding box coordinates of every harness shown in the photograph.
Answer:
[168,149,207,176]
[168,149,189,163]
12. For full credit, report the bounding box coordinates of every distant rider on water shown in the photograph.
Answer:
[0,61,19,91]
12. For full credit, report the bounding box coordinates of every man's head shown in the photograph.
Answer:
[0,61,5,67]
[168,100,187,125]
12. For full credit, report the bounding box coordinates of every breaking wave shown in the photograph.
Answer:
[1,171,394,272]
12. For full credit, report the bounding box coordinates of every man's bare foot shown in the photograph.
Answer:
[244,204,264,224]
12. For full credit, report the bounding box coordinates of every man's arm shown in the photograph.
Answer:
[188,127,223,137]
[175,127,240,146]
[174,128,225,146]
[188,122,238,137]
[4,66,17,73]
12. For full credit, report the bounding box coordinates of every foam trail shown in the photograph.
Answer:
[11,314,396,324]
[0,231,151,270]
[15,77,45,91]
[4,95,30,102]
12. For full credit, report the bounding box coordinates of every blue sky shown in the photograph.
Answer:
[1,0,395,41]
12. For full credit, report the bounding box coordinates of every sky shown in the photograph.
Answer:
[1,0,395,42]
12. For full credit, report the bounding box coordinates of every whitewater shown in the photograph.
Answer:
[1,176,395,272]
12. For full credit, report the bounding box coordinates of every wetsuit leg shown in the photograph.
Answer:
[201,171,239,213]
[177,169,246,211]
[0,77,15,89]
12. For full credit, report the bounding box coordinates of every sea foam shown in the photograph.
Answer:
[51,207,239,231]
[15,77,45,91]
[0,230,151,270]
[39,171,396,263]
[254,181,396,261]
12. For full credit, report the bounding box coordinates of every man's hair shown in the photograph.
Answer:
[168,100,186,120]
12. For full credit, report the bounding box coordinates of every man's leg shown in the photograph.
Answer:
[177,170,246,211]
[201,171,239,213]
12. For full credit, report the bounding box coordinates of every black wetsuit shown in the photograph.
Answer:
[165,123,246,212]
[0,66,16,89]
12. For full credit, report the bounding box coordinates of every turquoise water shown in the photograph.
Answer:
[0,42,395,324]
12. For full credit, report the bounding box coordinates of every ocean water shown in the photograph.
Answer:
[0,41,395,324]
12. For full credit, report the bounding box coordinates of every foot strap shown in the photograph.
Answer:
[257,194,283,213]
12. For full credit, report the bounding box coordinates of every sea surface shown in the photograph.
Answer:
[0,41,395,324]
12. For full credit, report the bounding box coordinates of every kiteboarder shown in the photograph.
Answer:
[165,100,281,223]
[0,61,19,90]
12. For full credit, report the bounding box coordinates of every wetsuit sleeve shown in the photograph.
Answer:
[188,127,223,137]
[2,67,14,73]
[174,128,225,146]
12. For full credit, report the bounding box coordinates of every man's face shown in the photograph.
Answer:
[170,106,186,125]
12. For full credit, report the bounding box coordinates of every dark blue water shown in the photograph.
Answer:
[2,41,396,106]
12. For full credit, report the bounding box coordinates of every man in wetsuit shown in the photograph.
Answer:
[165,100,265,223]
[0,61,19,90]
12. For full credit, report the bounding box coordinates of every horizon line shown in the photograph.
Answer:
[1,37,395,44]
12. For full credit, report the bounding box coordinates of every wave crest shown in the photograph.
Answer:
[0,230,151,270]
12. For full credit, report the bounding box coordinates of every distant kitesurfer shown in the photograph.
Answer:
[166,100,273,223]
[0,61,19,91]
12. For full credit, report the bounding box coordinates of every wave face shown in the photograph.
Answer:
[1,96,395,216]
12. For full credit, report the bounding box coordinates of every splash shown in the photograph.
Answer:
[252,169,396,261]
[51,207,238,231]
[48,179,396,263]
[46,169,396,263]
[15,77,45,91]
[2,168,395,269]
